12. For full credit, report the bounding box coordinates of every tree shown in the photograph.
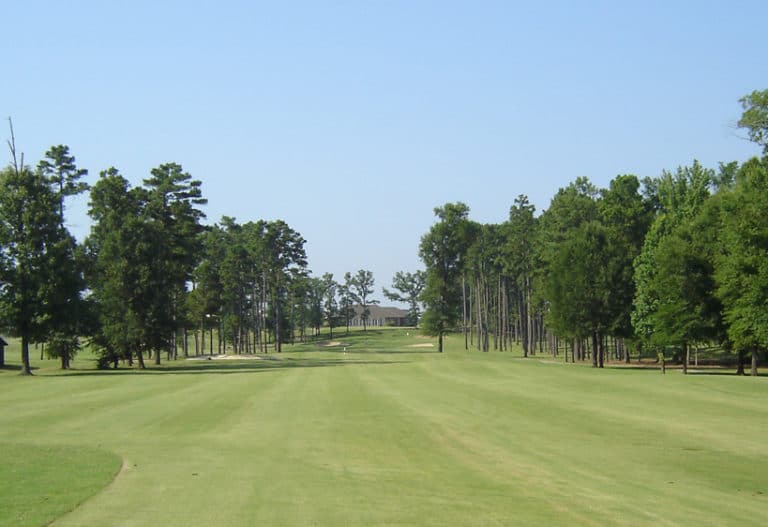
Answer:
[0,156,69,374]
[546,220,613,367]
[715,156,768,376]
[504,195,538,356]
[86,163,207,368]
[419,203,475,352]
[321,273,339,339]
[86,168,152,368]
[261,220,307,352]
[738,89,768,153]
[37,145,88,221]
[383,270,425,326]
[345,269,378,331]
[598,175,653,354]
[142,163,207,364]
[632,161,714,370]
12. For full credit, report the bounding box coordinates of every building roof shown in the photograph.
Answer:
[353,305,409,319]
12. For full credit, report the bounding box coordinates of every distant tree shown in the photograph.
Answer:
[321,273,339,339]
[503,195,538,356]
[738,89,768,153]
[337,281,355,334]
[383,270,425,326]
[262,220,307,352]
[419,203,475,353]
[345,269,378,331]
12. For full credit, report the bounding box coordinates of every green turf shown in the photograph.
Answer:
[1,329,767,526]
[0,443,120,527]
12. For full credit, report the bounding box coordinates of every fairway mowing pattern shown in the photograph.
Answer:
[1,332,767,526]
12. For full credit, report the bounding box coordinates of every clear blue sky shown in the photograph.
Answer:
[3,1,766,302]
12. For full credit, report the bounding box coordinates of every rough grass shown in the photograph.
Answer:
[1,329,767,526]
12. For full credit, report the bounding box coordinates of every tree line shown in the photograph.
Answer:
[418,89,768,375]
[0,119,424,373]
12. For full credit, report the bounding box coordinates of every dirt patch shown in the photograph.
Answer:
[409,343,434,348]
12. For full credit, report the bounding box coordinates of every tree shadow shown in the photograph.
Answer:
[44,356,406,377]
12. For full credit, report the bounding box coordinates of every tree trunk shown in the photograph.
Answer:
[591,332,598,368]
[598,333,604,368]
[682,342,688,375]
[736,349,745,375]
[462,276,468,350]
[136,348,146,369]
[20,336,33,375]
[183,327,189,358]
[438,331,443,353]
[751,349,759,376]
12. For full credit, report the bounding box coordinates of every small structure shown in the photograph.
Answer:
[351,306,410,327]
[0,336,7,368]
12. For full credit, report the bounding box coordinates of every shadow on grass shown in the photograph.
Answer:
[311,347,438,355]
[44,356,406,377]
[604,364,765,376]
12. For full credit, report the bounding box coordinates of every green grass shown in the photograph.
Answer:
[0,443,121,527]
[1,329,767,526]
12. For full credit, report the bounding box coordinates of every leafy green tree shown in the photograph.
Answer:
[738,89,768,153]
[598,175,653,349]
[632,161,714,369]
[383,270,425,326]
[715,156,768,375]
[345,269,378,331]
[538,178,599,360]
[419,203,475,352]
[0,163,69,374]
[546,220,613,366]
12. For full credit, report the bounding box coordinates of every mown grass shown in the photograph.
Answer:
[1,328,766,526]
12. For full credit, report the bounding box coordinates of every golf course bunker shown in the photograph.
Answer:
[319,341,344,347]
[409,343,435,348]
[186,354,279,361]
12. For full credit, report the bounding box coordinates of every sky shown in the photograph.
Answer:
[3,1,767,304]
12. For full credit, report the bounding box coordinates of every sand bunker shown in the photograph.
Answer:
[319,341,344,347]
[186,354,278,361]
[408,343,435,348]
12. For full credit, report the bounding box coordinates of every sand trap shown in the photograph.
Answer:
[186,354,278,361]
[319,341,344,347]
[409,343,434,348]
